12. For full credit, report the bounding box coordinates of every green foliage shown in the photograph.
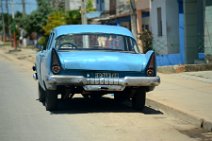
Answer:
[66,10,81,24]
[0,13,12,34]
[14,13,30,35]
[43,11,66,36]
[25,0,53,35]
[139,29,153,53]
[86,0,95,12]
[37,36,47,46]
[3,0,89,41]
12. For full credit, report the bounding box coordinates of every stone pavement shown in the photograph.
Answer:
[147,71,212,132]
[1,44,212,131]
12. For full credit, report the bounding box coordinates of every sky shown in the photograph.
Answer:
[1,0,37,15]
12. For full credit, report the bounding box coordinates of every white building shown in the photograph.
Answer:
[65,0,81,11]
[150,0,179,55]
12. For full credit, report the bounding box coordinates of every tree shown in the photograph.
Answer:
[139,29,153,53]
[43,11,66,36]
[26,0,53,35]
[66,10,81,24]
[86,0,95,12]
[0,13,12,36]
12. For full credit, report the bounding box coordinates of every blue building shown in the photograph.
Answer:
[151,0,212,66]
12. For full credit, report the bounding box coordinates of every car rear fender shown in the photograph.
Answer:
[145,50,157,76]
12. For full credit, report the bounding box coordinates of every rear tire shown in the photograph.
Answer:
[38,83,45,103]
[132,89,146,111]
[45,90,58,111]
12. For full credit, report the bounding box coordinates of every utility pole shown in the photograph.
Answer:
[10,0,17,49]
[81,0,89,48]
[129,0,138,41]
[21,0,26,16]
[81,0,87,24]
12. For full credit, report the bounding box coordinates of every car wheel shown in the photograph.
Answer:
[45,90,58,111]
[132,89,146,111]
[38,83,45,103]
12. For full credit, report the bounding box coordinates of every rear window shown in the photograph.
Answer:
[55,33,139,52]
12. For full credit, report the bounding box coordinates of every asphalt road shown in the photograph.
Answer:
[0,54,209,141]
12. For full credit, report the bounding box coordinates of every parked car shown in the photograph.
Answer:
[32,25,160,111]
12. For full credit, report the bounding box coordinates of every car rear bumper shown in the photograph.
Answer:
[45,75,160,91]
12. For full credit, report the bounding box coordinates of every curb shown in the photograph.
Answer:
[158,64,212,74]
[146,98,212,132]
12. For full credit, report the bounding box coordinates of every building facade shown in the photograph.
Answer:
[65,0,82,11]
[93,0,212,66]
[204,0,212,63]
[151,0,212,66]
[94,0,150,33]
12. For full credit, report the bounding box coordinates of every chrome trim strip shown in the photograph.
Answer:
[83,85,125,91]
[46,75,160,86]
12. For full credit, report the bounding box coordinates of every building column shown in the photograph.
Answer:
[178,0,185,64]
[137,9,142,33]
[183,0,199,64]
[204,0,212,63]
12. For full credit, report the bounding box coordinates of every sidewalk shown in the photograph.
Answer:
[0,44,36,63]
[147,72,212,132]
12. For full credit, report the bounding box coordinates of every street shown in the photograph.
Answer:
[0,51,211,141]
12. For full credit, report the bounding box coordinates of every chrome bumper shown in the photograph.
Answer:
[46,75,160,90]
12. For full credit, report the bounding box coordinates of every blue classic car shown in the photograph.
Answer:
[33,25,160,111]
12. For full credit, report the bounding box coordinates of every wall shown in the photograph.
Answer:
[183,0,199,64]
[65,0,81,11]
[166,0,179,54]
[136,0,150,10]
[116,0,130,15]
[96,0,107,11]
[150,0,168,54]
[204,0,212,56]
[151,0,184,66]
[104,0,110,11]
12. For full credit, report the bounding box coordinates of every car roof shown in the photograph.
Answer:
[53,25,135,39]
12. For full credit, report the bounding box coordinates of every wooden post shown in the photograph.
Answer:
[13,32,17,49]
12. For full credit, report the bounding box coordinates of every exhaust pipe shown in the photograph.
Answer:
[33,73,38,80]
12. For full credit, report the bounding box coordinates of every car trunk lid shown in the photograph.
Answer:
[58,51,147,72]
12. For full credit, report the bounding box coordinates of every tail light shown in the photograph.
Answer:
[51,49,62,74]
[146,53,156,76]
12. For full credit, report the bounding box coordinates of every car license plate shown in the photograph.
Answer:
[95,73,119,79]
[94,73,119,84]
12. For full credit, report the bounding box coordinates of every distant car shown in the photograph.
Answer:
[32,25,160,111]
